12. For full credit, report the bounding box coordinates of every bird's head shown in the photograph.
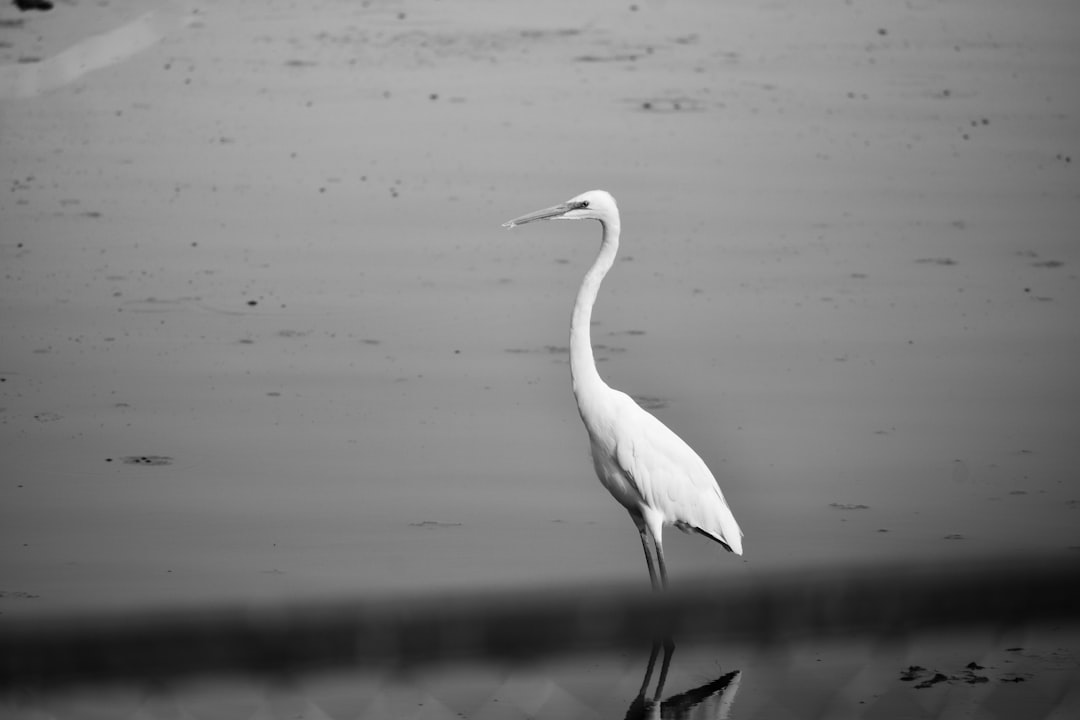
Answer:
[502,190,618,228]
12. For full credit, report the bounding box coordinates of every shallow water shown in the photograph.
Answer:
[3,629,1078,719]
[1,0,1079,713]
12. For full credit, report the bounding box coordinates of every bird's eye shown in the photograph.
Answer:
[580,200,589,208]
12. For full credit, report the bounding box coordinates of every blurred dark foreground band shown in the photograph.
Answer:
[2,554,1078,690]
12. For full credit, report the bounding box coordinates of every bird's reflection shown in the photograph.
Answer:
[624,639,741,720]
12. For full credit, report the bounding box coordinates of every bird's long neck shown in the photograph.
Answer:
[571,218,620,401]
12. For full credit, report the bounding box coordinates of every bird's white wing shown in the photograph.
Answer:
[609,391,743,555]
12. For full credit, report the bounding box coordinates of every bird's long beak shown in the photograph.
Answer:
[502,202,574,228]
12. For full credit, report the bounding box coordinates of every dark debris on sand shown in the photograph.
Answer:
[900,660,1031,689]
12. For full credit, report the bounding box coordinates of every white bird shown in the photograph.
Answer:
[503,190,743,590]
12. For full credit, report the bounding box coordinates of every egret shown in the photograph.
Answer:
[503,190,744,590]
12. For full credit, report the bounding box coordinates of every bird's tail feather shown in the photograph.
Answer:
[693,527,740,555]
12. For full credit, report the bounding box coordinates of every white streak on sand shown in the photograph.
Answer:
[0,8,190,99]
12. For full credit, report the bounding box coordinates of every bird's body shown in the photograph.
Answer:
[504,190,743,589]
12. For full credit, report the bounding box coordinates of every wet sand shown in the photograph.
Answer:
[1,0,1078,714]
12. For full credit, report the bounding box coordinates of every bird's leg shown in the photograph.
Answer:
[637,640,661,698]
[653,638,676,702]
[654,538,670,590]
[634,518,660,591]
